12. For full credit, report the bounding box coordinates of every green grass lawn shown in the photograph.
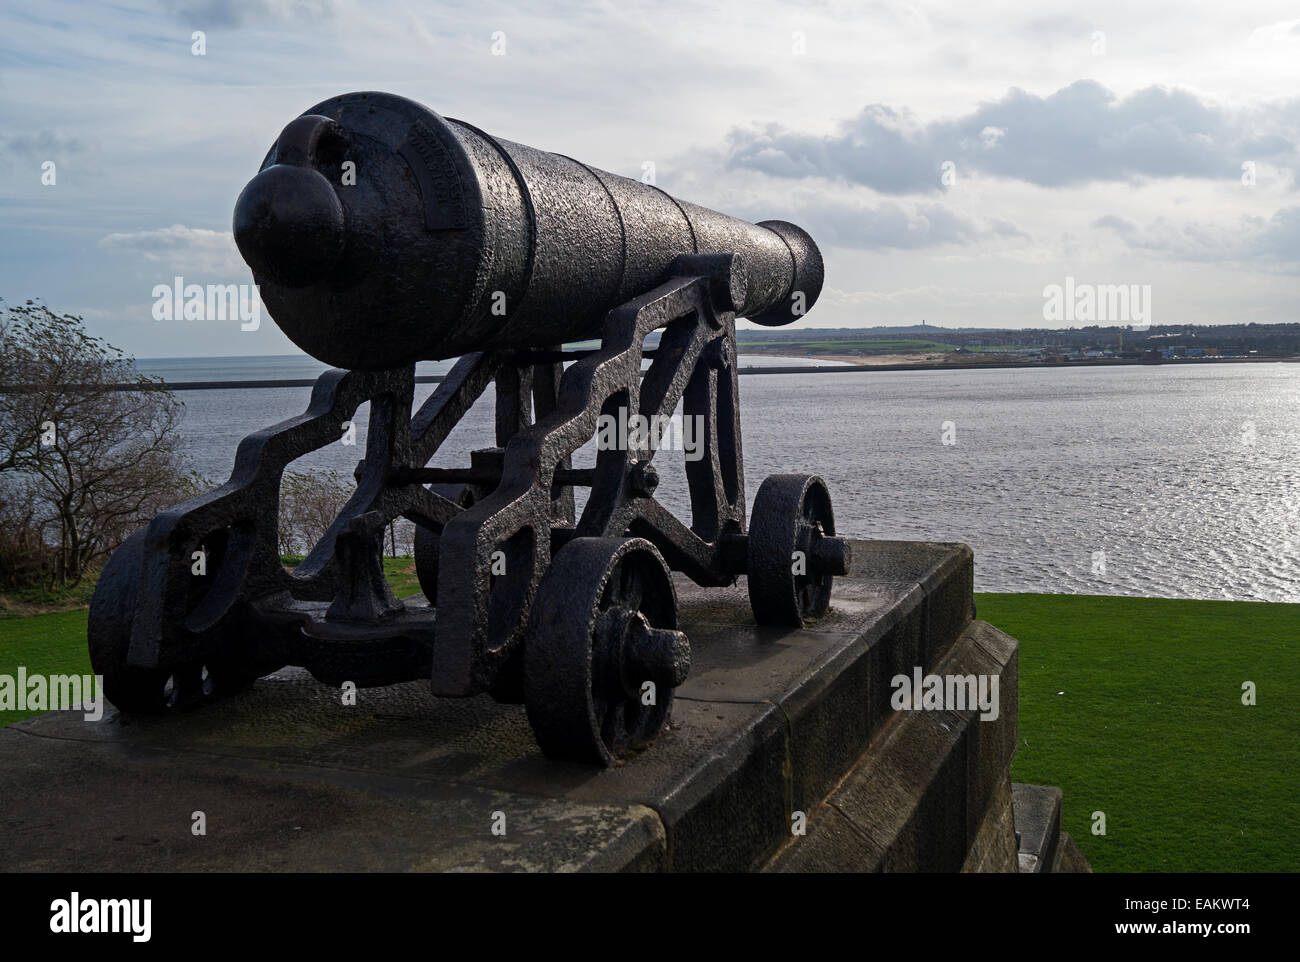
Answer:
[1,578,1294,872]
[280,555,422,599]
[976,592,1299,873]
[0,557,422,725]
[0,609,95,721]
[0,576,98,617]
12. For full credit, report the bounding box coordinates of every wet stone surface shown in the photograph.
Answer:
[1,539,979,872]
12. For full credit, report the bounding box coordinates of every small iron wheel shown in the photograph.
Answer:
[89,529,267,713]
[413,482,475,606]
[524,537,690,765]
[747,474,838,626]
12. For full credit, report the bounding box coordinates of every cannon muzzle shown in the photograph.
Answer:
[234,92,823,370]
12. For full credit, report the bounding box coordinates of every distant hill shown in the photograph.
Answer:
[732,322,1300,357]
[735,325,1012,342]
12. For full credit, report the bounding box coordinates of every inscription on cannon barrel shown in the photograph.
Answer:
[398,121,468,231]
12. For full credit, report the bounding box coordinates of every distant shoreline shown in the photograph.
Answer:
[2,353,1293,393]
[735,353,1298,376]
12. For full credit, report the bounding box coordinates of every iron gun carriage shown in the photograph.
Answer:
[89,92,851,764]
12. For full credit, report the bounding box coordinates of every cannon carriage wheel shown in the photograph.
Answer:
[746,474,841,627]
[413,482,477,607]
[524,537,690,765]
[88,530,269,713]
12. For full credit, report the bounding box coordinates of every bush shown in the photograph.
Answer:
[0,484,54,589]
[277,469,415,559]
[1,300,199,589]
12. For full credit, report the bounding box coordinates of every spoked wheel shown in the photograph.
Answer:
[524,537,690,765]
[747,474,843,627]
[88,530,270,713]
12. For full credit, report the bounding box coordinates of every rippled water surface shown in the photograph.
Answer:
[159,359,1300,602]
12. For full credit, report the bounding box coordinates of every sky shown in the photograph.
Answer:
[2,0,1299,358]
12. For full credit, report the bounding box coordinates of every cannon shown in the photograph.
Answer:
[89,92,851,765]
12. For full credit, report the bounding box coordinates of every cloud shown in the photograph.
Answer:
[1091,214,1136,235]
[725,104,933,194]
[1,130,87,163]
[798,197,1028,250]
[714,182,1029,251]
[1251,206,1300,261]
[1093,207,1300,265]
[98,224,247,275]
[1246,18,1300,44]
[723,80,1300,193]
[160,0,339,29]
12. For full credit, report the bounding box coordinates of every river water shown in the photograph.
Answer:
[146,357,1300,602]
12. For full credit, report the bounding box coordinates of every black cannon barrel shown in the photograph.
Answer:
[233,92,823,370]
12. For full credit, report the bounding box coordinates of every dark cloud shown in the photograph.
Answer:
[1251,206,1300,260]
[1092,207,1300,265]
[813,200,978,249]
[160,0,338,29]
[728,194,1027,250]
[1092,214,1136,234]
[1,130,86,162]
[724,80,1299,193]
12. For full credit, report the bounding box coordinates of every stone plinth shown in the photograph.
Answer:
[0,539,1084,873]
